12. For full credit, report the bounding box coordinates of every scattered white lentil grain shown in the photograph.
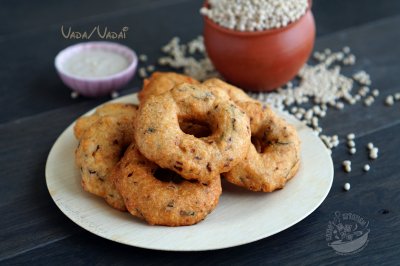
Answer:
[139,54,148,62]
[332,139,340,147]
[343,46,351,53]
[336,102,344,110]
[367,142,374,150]
[312,105,321,113]
[344,183,351,191]
[305,109,313,120]
[344,165,352,173]
[353,70,371,86]
[147,65,155,72]
[394,93,400,101]
[157,36,218,80]
[111,91,119,99]
[347,140,355,148]
[364,96,375,106]
[311,117,319,127]
[372,89,380,97]
[385,95,394,106]
[349,98,357,105]
[343,54,356,65]
[188,37,205,54]
[347,133,355,140]
[70,91,79,99]
[369,147,379,159]
[324,48,332,55]
[139,67,148,78]
[363,164,370,172]
[335,52,344,61]
[343,160,351,166]
[349,147,356,154]
[158,57,168,66]
[358,86,369,97]
[313,52,326,61]
[295,112,303,120]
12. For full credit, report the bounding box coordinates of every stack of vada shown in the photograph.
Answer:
[74,72,301,226]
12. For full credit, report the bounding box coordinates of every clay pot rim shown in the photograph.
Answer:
[203,0,312,37]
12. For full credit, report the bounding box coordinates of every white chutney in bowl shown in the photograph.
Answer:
[55,41,138,97]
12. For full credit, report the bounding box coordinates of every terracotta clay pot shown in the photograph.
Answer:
[203,1,315,91]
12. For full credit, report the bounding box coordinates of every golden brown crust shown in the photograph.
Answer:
[74,103,138,210]
[74,103,139,140]
[202,78,301,192]
[110,143,222,226]
[202,78,265,132]
[223,105,301,192]
[202,78,255,103]
[134,83,251,184]
[138,72,200,103]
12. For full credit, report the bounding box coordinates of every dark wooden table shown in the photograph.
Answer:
[1,0,400,264]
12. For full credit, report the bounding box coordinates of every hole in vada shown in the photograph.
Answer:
[154,168,185,184]
[251,136,264,153]
[179,118,212,138]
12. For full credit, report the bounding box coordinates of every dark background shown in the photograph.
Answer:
[1,0,399,265]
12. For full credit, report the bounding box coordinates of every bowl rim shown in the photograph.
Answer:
[202,0,312,37]
[54,41,138,82]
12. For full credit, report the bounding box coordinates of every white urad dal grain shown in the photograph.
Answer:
[158,36,219,81]
[111,91,119,99]
[138,67,148,78]
[385,95,394,106]
[139,54,148,62]
[200,0,308,31]
[147,65,155,72]
[70,91,79,99]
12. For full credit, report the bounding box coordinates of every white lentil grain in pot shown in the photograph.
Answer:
[201,0,308,31]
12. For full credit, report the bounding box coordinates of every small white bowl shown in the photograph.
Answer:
[55,41,138,97]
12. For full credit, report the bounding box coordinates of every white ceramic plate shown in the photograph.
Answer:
[45,93,333,251]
